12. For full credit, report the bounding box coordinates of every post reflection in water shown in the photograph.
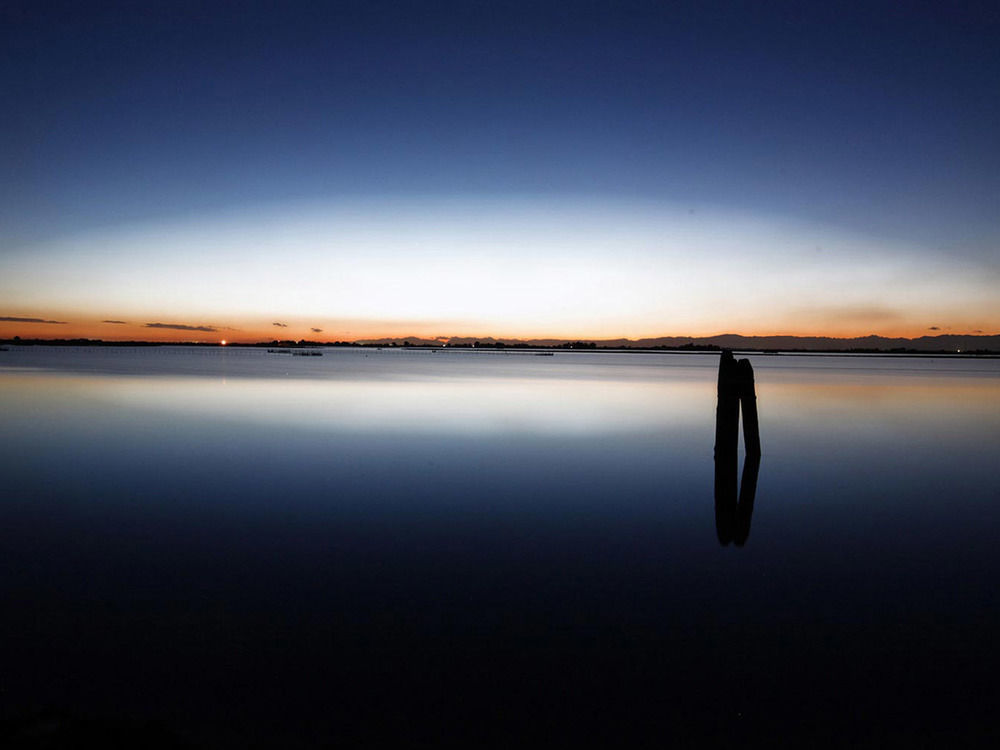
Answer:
[714,350,762,546]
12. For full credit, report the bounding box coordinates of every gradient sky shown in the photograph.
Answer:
[2,0,998,341]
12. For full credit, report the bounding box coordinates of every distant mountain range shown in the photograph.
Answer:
[357,333,1000,352]
[4,333,997,352]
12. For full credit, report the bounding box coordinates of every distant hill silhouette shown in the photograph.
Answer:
[4,332,997,352]
[356,333,1000,352]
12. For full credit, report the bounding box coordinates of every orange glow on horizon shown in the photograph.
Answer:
[3,199,996,349]
[0,314,996,345]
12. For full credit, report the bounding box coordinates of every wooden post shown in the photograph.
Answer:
[736,357,761,458]
[714,350,740,545]
[714,350,740,461]
[714,351,762,546]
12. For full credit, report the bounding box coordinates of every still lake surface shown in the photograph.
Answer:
[2,346,998,746]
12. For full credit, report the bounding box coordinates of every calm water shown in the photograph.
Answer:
[2,347,998,747]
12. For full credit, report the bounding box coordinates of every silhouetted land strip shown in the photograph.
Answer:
[2,336,998,355]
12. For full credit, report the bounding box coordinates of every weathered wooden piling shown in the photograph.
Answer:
[714,350,740,544]
[714,350,741,461]
[713,350,762,546]
[736,357,761,458]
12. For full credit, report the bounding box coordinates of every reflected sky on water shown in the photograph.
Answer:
[1,347,998,746]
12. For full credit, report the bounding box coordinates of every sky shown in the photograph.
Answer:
[2,0,998,342]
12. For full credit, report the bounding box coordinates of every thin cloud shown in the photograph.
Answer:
[102,319,128,324]
[928,326,940,331]
[0,315,67,324]
[272,322,288,328]
[145,322,217,332]
[311,327,323,333]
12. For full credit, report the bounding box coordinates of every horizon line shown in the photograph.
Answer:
[3,331,997,346]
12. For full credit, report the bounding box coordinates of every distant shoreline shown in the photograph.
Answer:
[2,337,998,357]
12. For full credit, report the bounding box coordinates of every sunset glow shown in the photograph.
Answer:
[2,199,996,343]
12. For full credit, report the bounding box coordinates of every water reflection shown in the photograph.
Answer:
[714,351,762,546]
[1,349,999,746]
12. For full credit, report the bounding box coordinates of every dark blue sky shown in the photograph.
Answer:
[4,0,998,252]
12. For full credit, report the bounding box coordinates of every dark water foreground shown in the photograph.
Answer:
[1,347,998,747]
